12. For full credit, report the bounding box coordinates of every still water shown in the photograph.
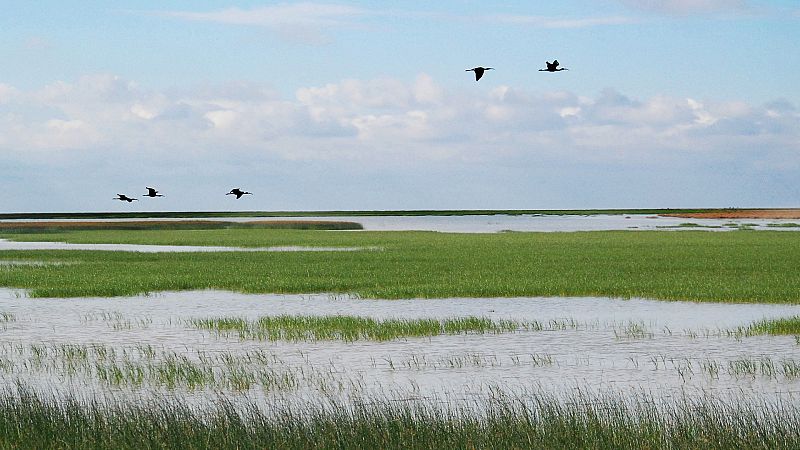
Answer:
[5,214,800,233]
[1,289,799,405]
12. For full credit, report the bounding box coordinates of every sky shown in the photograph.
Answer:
[1,0,799,212]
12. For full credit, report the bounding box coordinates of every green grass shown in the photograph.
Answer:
[1,229,800,302]
[742,316,800,336]
[0,388,798,449]
[190,315,520,342]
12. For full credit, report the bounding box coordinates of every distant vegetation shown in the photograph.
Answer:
[767,223,800,228]
[1,229,800,302]
[0,208,731,220]
[0,220,362,233]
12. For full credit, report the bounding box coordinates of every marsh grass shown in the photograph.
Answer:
[2,229,799,302]
[767,223,800,228]
[741,316,800,336]
[657,222,724,229]
[613,321,654,339]
[190,315,521,342]
[0,343,305,392]
[0,220,362,233]
[0,387,798,449]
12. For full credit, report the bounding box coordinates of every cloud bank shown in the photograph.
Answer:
[0,74,797,210]
[2,73,795,162]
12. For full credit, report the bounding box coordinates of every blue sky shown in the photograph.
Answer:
[1,1,799,211]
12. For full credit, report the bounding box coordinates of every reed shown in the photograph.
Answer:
[0,387,797,449]
[742,316,800,336]
[190,315,521,342]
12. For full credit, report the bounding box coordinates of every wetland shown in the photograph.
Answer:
[1,214,800,448]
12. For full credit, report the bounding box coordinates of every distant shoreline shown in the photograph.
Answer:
[662,209,800,219]
[1,208,796,220]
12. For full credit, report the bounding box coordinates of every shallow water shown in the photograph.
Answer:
[1,289,799,405]
[333,214,800,233]
[5,214,800,233]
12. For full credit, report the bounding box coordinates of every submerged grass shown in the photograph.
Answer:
[0,387,798,449]
[190,315,520,341]
[1,229,800,302]
[657,222,724,229]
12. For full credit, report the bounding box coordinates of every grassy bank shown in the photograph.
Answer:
[0,389,797,449]
[1,229,799,302]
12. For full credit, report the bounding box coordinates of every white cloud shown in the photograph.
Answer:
[156,3,366,44]
[155,4,636,41]
[23,36,51,50]
[0,74,798,172]
[618,0,749,15]
[487,14,636,28]
[0,83,19,103]
[161,3,365,27]
[2,74,800,211]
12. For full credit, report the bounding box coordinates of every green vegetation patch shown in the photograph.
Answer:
[191,315,520,341]
[1,229,800,303]
[0,389,798,450]
[741,316,800,336]
[767,223,800,228]
[656,222,724,229]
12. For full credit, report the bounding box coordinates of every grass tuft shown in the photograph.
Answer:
[190,315,521,342]
[741,316,800,336]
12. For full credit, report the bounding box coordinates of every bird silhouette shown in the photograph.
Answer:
[114,194,138,203]
[466,67,493,81]
[226,188,252,199]
[539,60,568,72]
[144,187,164,198]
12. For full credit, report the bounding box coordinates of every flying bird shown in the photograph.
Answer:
[144,187,164,198]
[539,60,568,72]
[114,194,138,203]
[226,188,252,199]
[466,67,493,81]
